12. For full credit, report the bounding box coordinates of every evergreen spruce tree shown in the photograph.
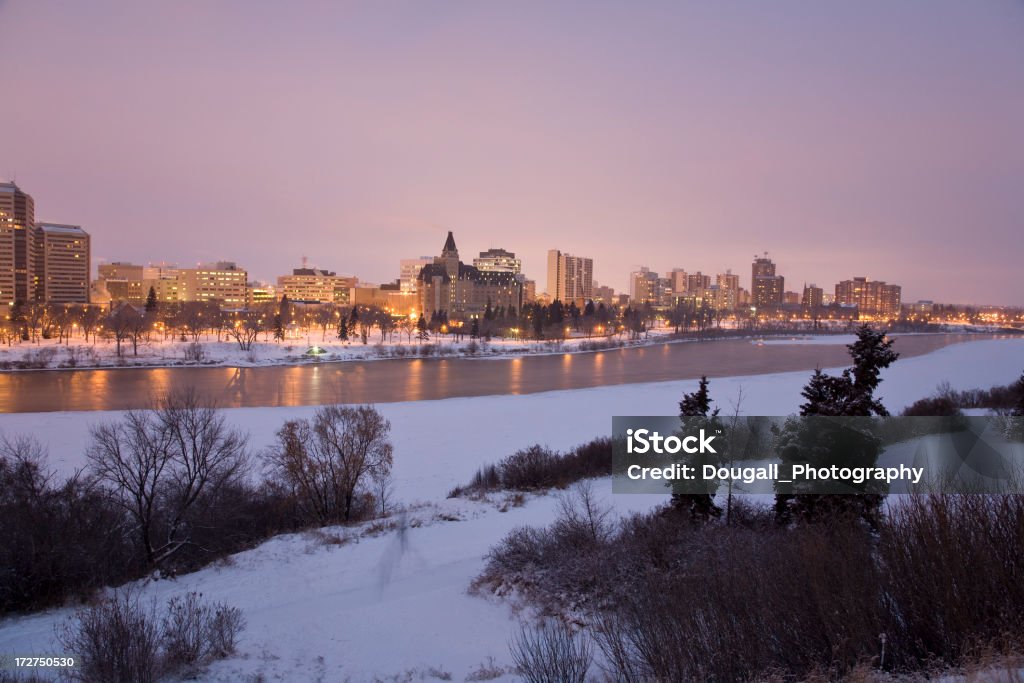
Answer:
[671,376,723,522]
[273,314,285,342]
[279,295,292,326]
[337,317,349,342]
[548,300,564,326]
[775,324,899,527]
[416,313,429,342]
[144,286,158,316]
[1011,371,1024,417]
[471,318,480,339]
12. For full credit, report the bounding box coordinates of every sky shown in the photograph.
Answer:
[1,1,1022,305]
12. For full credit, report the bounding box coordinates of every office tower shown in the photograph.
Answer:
[278,267,357,304]
[0,181,36,307]
[546,249,593,302]
[33,223,90,303]
[178,262,248,306]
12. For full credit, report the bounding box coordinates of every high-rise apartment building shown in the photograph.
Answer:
[473,248,521,274]
[687,272,711,295]
[0,181,36,307]
[751,254,784,308]
[752,254,776,279]
[629,267,660,306]
[33,223,90,303]
[546,249,593,302]
[834,277,902,319]
[715,271,740,310]
[669,269,688,295]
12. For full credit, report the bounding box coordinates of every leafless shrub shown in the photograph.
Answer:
[18,347,57,369]
[62,345,99,368]
[423,666,452,680]
[475,484,615,611]
[482,492,1024,681]
[58,589,245,682]
[510,619,591,683]
[880,494,1024,666]
[497,492,526,512]
[448,438,613,497]
[464,656,508,681]
[206,599,246,658]
[500,445,561,490]
[58,588,163,683]
[183,342,205,362]
[304,529,349,548]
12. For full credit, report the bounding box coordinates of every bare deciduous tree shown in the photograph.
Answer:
[104,304,143,357]
[87,389,248,566]
[268,405,393,523]
[227,311,263,350]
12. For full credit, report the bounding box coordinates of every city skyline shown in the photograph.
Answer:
[4,176,1019,311]
[2,2,1023,304]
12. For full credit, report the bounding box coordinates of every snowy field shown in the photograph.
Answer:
[0,337,1022,681]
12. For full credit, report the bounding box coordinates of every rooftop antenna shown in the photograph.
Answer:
[301,255,308,269]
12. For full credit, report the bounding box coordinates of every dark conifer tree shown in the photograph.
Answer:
[532,307,545,340]
[416,313,429,342]
[775,324,899,527]
[1012,371,1024,417]
[145,286,159,316]
[671,376,722,521]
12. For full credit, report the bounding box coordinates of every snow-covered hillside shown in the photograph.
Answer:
[0,337,1021,680]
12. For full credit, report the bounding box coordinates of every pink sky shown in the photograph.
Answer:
[1,1,1022,304]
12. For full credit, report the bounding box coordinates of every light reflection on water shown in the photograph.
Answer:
[0,334,995,414]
